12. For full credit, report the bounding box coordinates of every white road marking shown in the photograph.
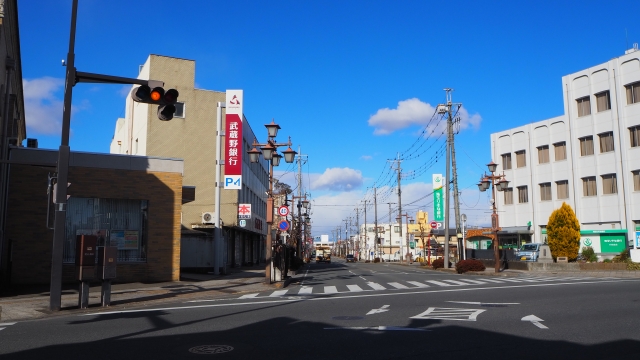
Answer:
[367,282,386,291]
[347,284,364,292]
[269,290,288,297]
[411,307,486,321]
[425,280,456,287]
[298,286,313,294]
[522,315,548,329]
[366,304,390,315]
[388,282,409,289]
[406,281,430,288]
[324,286,338,294]
[80,279,637,316]
[456,279,489,285]
[440,280,471,286]
[477,278,505,283]
[447,301,520,305]
[0,322,17,326]
[238,293,259,299]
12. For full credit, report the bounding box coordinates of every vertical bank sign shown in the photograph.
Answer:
[433,174,444,223]
[224,90,243,190]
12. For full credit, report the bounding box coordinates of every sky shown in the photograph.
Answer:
[17,0,640,241]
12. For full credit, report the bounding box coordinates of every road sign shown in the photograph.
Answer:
[239,219,246,227]
[278,220,289,231]
[430,221,438,229]
[278,206,290,217]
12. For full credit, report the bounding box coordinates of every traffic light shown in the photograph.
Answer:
[131,85,180,121]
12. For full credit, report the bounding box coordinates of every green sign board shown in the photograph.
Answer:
[409,242,415,249]
[600,234,626,253]
[433,174,444,222]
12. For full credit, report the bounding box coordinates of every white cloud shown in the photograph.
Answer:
[368,98,482,135]
[361,155,372,160]
[311,167,363,192]
[23,77,64,136]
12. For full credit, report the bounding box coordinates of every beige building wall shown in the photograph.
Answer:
[110,55,268,237]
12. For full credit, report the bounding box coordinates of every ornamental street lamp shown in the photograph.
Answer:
[247,119,296,284]
[478,161,510,273]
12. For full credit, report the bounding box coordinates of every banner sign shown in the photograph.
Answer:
[224,90,243,189]
[433,174,444,222]
[238,203,252,219]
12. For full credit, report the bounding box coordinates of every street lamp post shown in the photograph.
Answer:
[247,120,296,284]
[478,161,510,273]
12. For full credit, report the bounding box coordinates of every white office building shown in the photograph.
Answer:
[490,45,640,258]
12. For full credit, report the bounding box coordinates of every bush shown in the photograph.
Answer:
[455,259,486,274]
[603,258,612,263]
[581,246,597,262]
[373,257,381,263]
[431,258,453,269]
[547,202,581,261]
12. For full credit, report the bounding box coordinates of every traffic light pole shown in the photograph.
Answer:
[50,0,166,310]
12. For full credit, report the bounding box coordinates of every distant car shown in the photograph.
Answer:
[516,243,540,262]
[346,254,355,263]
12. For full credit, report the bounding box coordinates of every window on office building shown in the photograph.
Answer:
[537,145,549,164]
[602,174,617,194]
[174,102,185,118]
[595,91,611,112]
[556,180,569,199]
[501,153,512,170]
[633,170,640,191]
[579,136,594,156]
[598,131,615,153]
[503,187,513,205]
[630,125,640,148]
[582,176,597,196]
[540,183,551,201]
[518,186,528,203]
[515,150,526,168]
[626,81,640,105]
[554,142,567,161]
[577,96,591,117]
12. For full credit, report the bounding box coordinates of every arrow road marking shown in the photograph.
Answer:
[325,326,429,331]
[447,301,520,305]
[522,315,548,329]
[366,305,390,315]
[411,307,486,321]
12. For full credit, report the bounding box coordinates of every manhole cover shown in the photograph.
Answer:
[188,345,234,354]
[332,316,364,320]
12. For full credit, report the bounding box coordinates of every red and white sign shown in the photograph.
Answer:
[430,221,438,229]
[238,203,251,219]
[278,206,290,217]
[224,90,243,190]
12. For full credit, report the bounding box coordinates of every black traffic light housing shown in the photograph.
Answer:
[131,85,180,121]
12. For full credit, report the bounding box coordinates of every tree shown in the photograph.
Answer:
[546,202,581,261]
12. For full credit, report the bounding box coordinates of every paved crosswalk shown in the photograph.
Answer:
[237,276,618,299]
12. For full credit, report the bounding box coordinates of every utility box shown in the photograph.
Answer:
[75,235,97,280]
[97,246,117,280]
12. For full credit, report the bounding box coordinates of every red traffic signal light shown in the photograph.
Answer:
[131,85,180,121]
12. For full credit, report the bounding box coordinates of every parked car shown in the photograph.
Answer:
[515,243,541,262]
[346,254,355,263]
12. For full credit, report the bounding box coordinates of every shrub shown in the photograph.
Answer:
[547,202,581,261]
[612,249,629,263]
[432,258,453,269]
[581,246,597,262]
[455,259,486,274]
[603,258,612,263]
[373,257,381,263]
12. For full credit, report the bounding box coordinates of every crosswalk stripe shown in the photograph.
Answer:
[347,284,364,292]
[473,278,504,283]
[270,290,289,297]
[367,282,386,290]
[388,282,409,289]
[298,287,313,294]
[238,293,259,299]
[0,323,16,326]
[440,279,470,286]
[425,280,455,286]
[406,281,430,288]
[456,279,488,285]
[324,286,338,294]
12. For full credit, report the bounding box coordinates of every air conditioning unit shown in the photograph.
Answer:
[202,212,215,225]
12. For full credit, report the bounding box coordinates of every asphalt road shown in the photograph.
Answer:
[1,259,640,359]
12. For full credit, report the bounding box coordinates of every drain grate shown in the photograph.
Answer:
[189,345,234,354]
[332,316,364,320]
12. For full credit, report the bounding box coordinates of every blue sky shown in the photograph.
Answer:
[18,0,640,239]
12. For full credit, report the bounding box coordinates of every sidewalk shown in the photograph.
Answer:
[0,265,279,323]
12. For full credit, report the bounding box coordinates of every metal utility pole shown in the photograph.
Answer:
[355,207,360,259]
[388,154,404,261]
[373,187,378,259]
[387,202,395,262]
[448,98,463,261]
[363,200,367,260]
[294,146,308,258]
